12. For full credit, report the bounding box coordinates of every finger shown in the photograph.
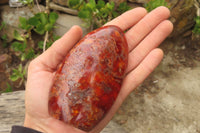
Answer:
[34,25,83,71]
[121,48,164,98]
[126,20,173,73]
[105,7,147,31]
[126,6,170,51]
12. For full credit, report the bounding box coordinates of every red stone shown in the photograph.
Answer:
[48,25,128,131]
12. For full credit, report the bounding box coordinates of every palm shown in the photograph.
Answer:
[24,7,173,133]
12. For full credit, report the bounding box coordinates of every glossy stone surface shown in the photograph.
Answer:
[48,25,128,131]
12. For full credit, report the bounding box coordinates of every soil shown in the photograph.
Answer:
[112,37,200,132]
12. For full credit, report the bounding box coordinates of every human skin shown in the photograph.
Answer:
[24,6,173,133]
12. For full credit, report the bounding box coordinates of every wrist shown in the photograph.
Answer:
[24,113,86,133]
[24,114,49,133]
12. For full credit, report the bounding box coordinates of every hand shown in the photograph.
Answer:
[24,6,173,133]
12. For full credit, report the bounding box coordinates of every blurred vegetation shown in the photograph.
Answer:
[0,21,8,48]
[193,16,200,34]
[4,83,13,93]
[1,0,58,88]
[10,64,26,87]
[10,12,60,84]
[68,0,131,30]
[144,0,169,12]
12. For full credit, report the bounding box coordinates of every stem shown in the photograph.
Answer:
[43,31,49,52]
[35,0,41,12]
[43,0,50,52]
[90,19,94,31]
[28,1,35,14]
[45,0,50,13]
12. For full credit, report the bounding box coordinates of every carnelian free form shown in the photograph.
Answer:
[48,25,128,131]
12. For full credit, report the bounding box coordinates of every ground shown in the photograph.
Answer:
[111,38,200,132]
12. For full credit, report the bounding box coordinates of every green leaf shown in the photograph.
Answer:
[78,9,92,19]
[68,0,79,7]
[46,41,53,49]
[13,30,24,41]
[34,24,45,35]
[38,41,44,49]
[23,67,27,76]
[195,16,200,25]
[21,53,26,61]
[11,41,26,52]
[85,0,96,11]
[68,0,83,9]
[28,16,40,26]
[1,34,8,47]
[45,23,53,31]
[10,74,19,81]
[25,48,35,59]
[4,83,13,93]
[193,16,200,34]
[99,8,109,18]
[10,64,24,82]
[96,0,105,9]
[10,68,20,81]
[18,64,22,72]
[106,2,115,11]
[49,12,59,24]
[19,17,32,30]
[89,0,96,6]
[26,25,32,31]
[145,0,168,12]
[117,2,131,13]
[34,13,41,18]
[112,11,119,18]
[1,34,7,40]
[39,13,48,25]
[19,17,27,29]
[53,34,60,41]
[0,21,6,31]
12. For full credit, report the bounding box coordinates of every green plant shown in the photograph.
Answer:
[68,0,84,9]
[4,83,13,93]
[1,34,8,47]
[12,12,59,61]
[5,0,59,90]
[9,10,59,88]
[145,0,168,12]
[0,21,8,47]
[0,21,6,31]
[68,0,131,29]
[19,12,58,35]
[10,64,26,84]
[10,11,60,85]
[12,30,35,61]
[116,2,131,14]
[193,16,200,34]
